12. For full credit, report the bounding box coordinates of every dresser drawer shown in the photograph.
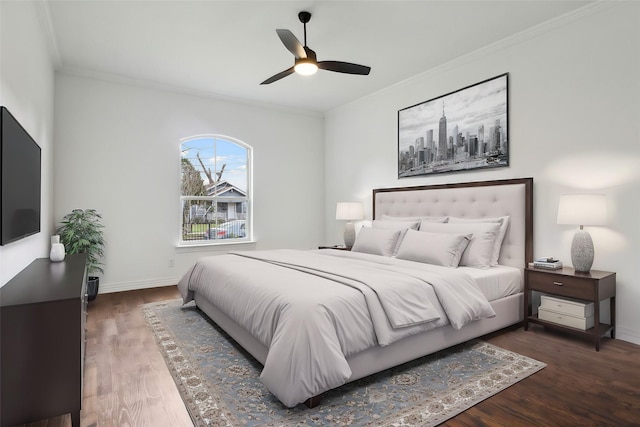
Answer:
[527,270,595,300]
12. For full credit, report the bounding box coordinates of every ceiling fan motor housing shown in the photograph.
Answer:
[298,11,311,24]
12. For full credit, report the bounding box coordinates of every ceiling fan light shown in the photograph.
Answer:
[294,61,318,76]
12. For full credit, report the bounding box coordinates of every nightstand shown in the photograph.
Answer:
[318,245,351,251]
[524,267,615,351]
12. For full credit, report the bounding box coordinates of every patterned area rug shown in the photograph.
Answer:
[142,299,545,427]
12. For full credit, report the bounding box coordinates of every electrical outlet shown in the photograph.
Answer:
[169,259,175,268]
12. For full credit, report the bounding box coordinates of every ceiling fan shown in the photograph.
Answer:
[260,11,371,85]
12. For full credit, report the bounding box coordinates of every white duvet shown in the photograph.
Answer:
[178,249,495,407]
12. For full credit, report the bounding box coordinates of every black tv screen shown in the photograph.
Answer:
[1,106,41,245]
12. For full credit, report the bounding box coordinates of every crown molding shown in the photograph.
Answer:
[57,65,324,118]
[34,0,62,69]
[329,0,620,115]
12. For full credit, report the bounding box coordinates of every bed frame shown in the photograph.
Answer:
[194,177,533,407]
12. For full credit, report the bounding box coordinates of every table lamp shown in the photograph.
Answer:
[335,202,364,248]
[557,194,607,273]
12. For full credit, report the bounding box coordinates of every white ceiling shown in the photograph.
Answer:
[45,1,592,113]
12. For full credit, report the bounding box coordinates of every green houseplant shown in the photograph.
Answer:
[57,209,105,301]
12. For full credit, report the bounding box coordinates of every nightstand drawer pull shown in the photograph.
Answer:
[553,281,563,286]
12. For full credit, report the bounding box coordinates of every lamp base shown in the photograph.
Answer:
[571,229,594,273]
[343,222,356,248]
[50,243,65,262]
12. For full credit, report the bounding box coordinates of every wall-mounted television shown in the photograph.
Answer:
[1,106,42,245]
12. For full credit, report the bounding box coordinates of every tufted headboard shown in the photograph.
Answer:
[373,178,533,269]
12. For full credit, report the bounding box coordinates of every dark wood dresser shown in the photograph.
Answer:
[1,253,88,427]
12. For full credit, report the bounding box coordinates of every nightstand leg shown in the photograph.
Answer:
[594,297,600,352]
[523,279,530,331]
[610,296,616,339]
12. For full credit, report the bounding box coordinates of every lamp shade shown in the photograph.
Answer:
[557,195,607,226]
[335,202,364,221]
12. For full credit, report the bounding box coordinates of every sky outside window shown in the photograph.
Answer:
[181,136,247,191]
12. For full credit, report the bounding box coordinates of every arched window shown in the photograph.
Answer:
[180,135,252,244]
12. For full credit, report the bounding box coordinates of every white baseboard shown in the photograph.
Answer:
[615,326,640,346]
[98,276,182,294]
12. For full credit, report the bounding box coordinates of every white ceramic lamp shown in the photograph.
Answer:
[336,202,364,248]
[557,195,607,273]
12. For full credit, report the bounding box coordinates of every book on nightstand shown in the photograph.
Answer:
[532,257,563,269]
[533,261,563,269]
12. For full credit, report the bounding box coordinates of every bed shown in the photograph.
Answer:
[178,177,533,408]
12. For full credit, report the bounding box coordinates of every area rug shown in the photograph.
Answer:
[142,299,545,427]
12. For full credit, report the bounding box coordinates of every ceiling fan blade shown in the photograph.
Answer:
[318,61,371,75]
[276,29,306,59]
[260,66,295,85]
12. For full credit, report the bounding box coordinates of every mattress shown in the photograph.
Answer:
[459,265,523,301]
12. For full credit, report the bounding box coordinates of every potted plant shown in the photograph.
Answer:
[57,209,105,301]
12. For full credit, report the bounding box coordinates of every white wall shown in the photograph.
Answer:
[54,73,325,293]
[0,1,56,285]
[325,2,640,344]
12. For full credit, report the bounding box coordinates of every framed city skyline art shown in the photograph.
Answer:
[398,73,509,178]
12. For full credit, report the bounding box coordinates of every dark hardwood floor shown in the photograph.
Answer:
[456,326,640,426]
[17,286,640,426]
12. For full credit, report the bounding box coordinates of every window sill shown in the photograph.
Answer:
[176,239,257,252]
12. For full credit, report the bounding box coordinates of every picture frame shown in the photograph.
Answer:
[398,73,508,178]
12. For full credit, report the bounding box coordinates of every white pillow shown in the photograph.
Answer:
[381,215,448,223]
[351,227,401,257]
[372,220,419,255]
[418,222,501,269]
[396,229,472,267]
[448,216,510,265]
[372,219,420,230]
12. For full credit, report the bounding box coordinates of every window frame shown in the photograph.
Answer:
[178,134,253,247]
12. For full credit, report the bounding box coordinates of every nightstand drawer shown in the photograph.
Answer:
[527,270,595,299]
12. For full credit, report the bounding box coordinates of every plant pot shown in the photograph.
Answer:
[87,276,99,301]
